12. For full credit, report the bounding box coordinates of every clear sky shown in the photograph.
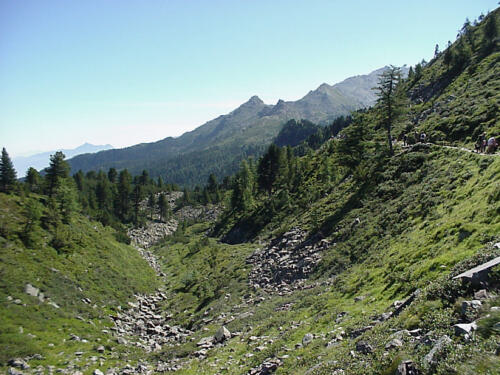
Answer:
[1,0,498,157]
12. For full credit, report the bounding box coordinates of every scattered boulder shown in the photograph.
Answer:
[423,335,452,368]
[8,368,24,375]
[302,333,314,346]
[8,359,29,370]
[385,338,403,350]
[355,341,373,354]
[453,322,477,340]
[24,284,39,297]
[474,289,489,299]
[214,326,231,343]
[396,360,419,375]
[93,370,104,375]
[461,300,482,318]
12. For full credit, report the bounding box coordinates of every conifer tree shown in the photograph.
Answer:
[25,167,41,193]
[257,144,285,195]
[374,66,403,156]
[115,169,132,220]
[158,193,170,222]
[108,168,117,183]
[46,151,69,196]
[132,184,144,224]
[95,171,112,211]
[0,147,17,193]
[147,192,156,219]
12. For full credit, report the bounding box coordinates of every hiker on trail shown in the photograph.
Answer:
[403,134,408,146]
[474,140,481,153]
[477,132,486,153]
[420,132,427,143]
[414,131,420,144]
[487,136,498,154]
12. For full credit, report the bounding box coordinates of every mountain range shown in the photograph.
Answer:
[13,143,113,176]
[67,66,400,186]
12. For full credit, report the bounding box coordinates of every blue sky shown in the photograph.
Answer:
[1,0,498,157]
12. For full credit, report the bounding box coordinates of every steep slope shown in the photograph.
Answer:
[0,193,159,372]
[67,68,389,186]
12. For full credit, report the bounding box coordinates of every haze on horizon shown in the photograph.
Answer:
[1,0,498,158]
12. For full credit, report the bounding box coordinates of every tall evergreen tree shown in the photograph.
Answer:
[257,144,284,194]
[25,167,41,193]
[95,171,112,211]
[132,184,144,224]
[0,148,17,193]
[46,151,69,196]
[115,169,132,220]
[158,193,170,222]
[147,192,156,220]
[108,168,117,183]
[374,66,403,156]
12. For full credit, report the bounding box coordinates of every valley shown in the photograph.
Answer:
[1,6,500,375]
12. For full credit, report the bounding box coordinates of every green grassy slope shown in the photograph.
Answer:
[146,145,499,374]
[0,193,159,370]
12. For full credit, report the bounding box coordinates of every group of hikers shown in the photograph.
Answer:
[399,130,498,154]
[475,132,499,154]
[402,131,427,146]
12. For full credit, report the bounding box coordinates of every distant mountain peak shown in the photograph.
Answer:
[246,95,264,105]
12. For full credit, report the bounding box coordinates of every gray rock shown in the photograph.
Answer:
[93,370,104,375]
[396,360,419,375]
[423,335,451,368]
[385,338,403,350]
[8,359,29,370]
[461,300,482,317]
[453,322,477,339]
[96,345,105,353]
[355,341,373,354]
[302,333,314,346]
[24,284,39,297]
[8,368,24,375]
[474,289,489,300]
[214,326,231,343]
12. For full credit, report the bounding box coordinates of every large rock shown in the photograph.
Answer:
[453,322,477,340]
[214,326,231,343]
[302,333,314,346]
[355,341,373,354]
[24,284,39,297]
[396,360,419,375]
[423,335,451,368]
[461,300,482,317]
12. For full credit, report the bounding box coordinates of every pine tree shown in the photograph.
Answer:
[25,167,41,193]
[132,184,144,224]
[95,171,112,211]
[257,144,284,194]
[108,168,117,183]
[46,151,69,196]
[148,192,156,220]
[115,169,132,220]
[374,66,403,156]
[158,193,170,222]
[0,148,17,193]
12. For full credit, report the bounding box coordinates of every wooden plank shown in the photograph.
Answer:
[453,256,500,279]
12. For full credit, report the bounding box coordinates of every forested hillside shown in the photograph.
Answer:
[1,7,500,375]
[67,68,387,187]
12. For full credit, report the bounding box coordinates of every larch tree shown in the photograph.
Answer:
[0,148,17,193]
[374,66,403,156]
